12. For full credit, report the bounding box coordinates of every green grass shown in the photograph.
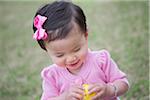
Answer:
[0,1,148,100]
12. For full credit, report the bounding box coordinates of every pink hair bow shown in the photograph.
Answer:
[33,15,48,40]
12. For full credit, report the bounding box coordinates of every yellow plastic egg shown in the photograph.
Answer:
[83,84,96,100]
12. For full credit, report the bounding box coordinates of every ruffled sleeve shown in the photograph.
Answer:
[96,50,129,85]
[40,66,59,100]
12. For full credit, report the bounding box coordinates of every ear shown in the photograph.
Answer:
[85,26,89,38]
[85,31,88,40]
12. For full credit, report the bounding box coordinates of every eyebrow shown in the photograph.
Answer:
[53,50,64,54]
[54,45,80,54]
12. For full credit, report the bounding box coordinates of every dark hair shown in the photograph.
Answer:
[33,1,87,51]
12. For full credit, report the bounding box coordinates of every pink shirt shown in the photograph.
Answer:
[41,50,129,100]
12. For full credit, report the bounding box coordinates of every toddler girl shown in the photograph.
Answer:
[32,1,129,100]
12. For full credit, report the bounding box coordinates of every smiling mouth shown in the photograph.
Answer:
[69,60,80,67]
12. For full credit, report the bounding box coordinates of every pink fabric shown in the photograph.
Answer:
[33,15,48,40]
[41,50,129,100]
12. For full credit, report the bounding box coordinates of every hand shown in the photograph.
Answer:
[88,83,107,100]
[65,84,84,100]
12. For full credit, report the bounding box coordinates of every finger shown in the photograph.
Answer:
[71,87,84,98]
[91,91,103,100]
[72,97,78,100]
[73,88,84,95]
[88,84,96,90]
[88,83,102,91]
[88,86,101,94]
[73,86,84,94]
[71,92,83,100]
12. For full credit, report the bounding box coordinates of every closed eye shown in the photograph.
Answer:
[74,47,81,52]
[56,54,64,57]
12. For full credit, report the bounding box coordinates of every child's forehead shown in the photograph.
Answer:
[45,30,85,52]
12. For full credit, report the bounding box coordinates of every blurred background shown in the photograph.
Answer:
[0,0,149,100]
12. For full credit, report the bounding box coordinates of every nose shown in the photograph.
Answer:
[66,55,77,64]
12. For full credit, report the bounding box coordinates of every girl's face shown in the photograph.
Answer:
[45,23,88,74]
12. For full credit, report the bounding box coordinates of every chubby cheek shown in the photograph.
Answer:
[47,50,65,67]
[79,47,88,62]
[51,57,66,68]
